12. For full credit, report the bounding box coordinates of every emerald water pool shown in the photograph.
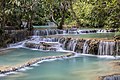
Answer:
[0,48,115,80]
[0,48,65,66]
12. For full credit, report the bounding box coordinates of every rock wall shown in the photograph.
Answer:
[0,30,32,48]
[59,37,120,56]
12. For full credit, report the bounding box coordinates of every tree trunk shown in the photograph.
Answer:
[69,0,81,27]
[28,14,33,31]
[58,10,65,29]
[1,0,6,29]
[51,12,59,27]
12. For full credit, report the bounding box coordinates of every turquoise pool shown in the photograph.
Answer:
[0,48,65,66]
[0,48,116,80]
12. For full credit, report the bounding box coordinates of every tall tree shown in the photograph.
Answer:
[45,0,70,29]
[69,0,81,27]
[0,0,6,29]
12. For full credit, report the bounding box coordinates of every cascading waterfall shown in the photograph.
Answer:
[77,30,97,34]
[97,29,118,33]
[103,75,120,80]
[72,40,77,51]
[9,35,59,50]
[9,40,27,48]
[83,40,89,54]
[59,38,78,52]
[45,29,49,35]
[8,29,119,56]
[33,29,64,36]
[67,40,77,51]
[97,30,107,33]
[68,30,78,34]
[58,37,66,44]
[33,29,118,36]
[98,41,115,55]
[62,39,68,49]
[33,30,40,36]
[58,38,118,56]
[30,36,59,43]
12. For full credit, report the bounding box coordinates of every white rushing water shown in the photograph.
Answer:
[83,40,89,54]
[9,40,27,48]
[4,29,120,80]
[8,29,119,58]
[98,41,115,55]
[103,75,120,80]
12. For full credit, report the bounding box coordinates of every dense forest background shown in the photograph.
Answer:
[0,0,120,30]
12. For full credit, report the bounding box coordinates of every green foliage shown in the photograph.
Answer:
[0,0,120,29]
[66,0,120,28]
[114,32,120,38]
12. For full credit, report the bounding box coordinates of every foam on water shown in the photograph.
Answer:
[9,40,27,48]
[31,63,39,67]
[97,55,120,59]
[18,67,33,72]
[5,71,18,75]
[77,53,120,59]
[0,74,7,77]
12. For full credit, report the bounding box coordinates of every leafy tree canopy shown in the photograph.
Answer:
[0,0,120,29]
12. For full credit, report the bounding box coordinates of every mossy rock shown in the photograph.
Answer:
[114,32,120,40]
[88,40,99,55]
[115,32,120,37]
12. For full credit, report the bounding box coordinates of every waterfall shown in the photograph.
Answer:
[59,38,77,51]
[33,29,110,36]
[72,40,77,51]
[45,29,49,35]
[33,30,40,36]
[66,40,77,51]
[98,41,115,55]
[58,37,66,44]
[9,40,27,48]
[103,75,120,80]
[33,29,64,36]
[30,37,58,43]
[97,30,107,33]
[62,39,68,49]
[83,40,89,54]
[77,30,97,34]
[97,29,118,33]
[8,28,119,56]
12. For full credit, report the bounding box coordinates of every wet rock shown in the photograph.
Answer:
[41,42,51,47]
[74,39,86,53]
[88,40,99,55]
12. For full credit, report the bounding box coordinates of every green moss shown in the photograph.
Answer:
[114,32,120,37]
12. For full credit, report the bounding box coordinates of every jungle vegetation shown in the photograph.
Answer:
[0,0,120,31]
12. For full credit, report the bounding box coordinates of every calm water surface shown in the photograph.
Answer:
[0,49,114,80]
[0,48,65,66]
